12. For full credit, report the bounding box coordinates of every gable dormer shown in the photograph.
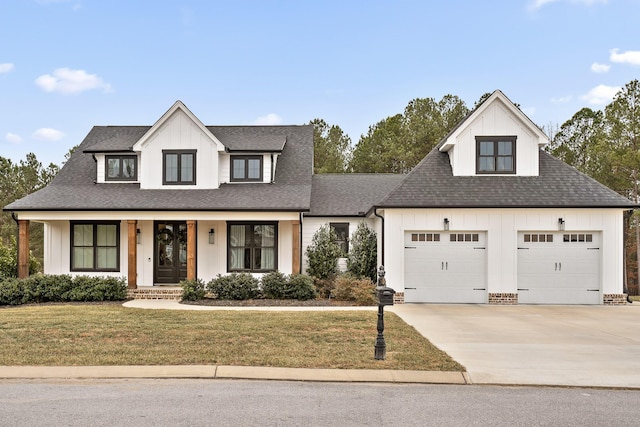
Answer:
[439,90,549,177]
[132,101,226,190]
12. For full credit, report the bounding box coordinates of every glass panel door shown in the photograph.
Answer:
[154,221,189,283]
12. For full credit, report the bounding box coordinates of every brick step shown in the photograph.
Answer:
[128,288,183,300]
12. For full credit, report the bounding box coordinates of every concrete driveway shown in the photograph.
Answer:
[389,304,640,388]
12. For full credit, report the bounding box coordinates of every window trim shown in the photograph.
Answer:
[70,221,120,272]
[105,155,138,181]
[330,222,349,255]
[476,136,516,175]
[227,221,278,272]
[230,155,263,182]
[162,150,196,185]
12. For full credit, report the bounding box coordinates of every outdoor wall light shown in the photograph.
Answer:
[558,218,565,231]
[444,218,450,231]
[136,228,141,244]
[209,228,215,244]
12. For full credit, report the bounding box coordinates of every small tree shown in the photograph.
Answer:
[305,224,342,279]
[0,237,40,279]
[347,222,378,282]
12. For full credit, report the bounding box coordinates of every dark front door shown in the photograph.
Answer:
[154,221,188,284]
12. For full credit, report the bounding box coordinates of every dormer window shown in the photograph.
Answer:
[231,155,263,182]
[476,136,516,174]
[106,155,137,181]
[163,150,196,185]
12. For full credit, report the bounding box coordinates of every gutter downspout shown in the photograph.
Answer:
[11,212,19,275]
[374,208,384,267]
[299,212,304,273]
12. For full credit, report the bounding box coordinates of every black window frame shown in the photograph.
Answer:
[163,150,196,185]
[227,221,278,272]
[105,154,138,181]
[230,155,263,182]
[330,222,349,255]
[70,221,120,272]
[476,136,516,174]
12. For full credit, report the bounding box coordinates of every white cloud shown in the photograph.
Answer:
[529,0,608,11]
[35,68,112,94]
[254,113,283,125]
[5,132,22,144]
[610,48,640,66]
[551,95,572,103]
[33,128,65,141]
[0,63,14,74]
[581,84,621,105]
[590,62,610,73]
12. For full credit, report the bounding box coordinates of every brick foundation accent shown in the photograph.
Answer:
[393,292,405,304]
[128,288,183,300]
[488,293,518,305]
[603,293,628,305]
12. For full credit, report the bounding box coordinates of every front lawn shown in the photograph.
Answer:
[0,305,463,371]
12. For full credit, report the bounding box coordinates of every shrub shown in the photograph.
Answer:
[0,238,40,279]
[261,271,288,299]
[0,277,24,305]
[305,224,342,280]
[347,222,378,282]
[331,274,376,306]
[0,274,126,306]
[286,274,317,300]
[180,278,206,301]
[208,273,260,300]
[313,277,335,299]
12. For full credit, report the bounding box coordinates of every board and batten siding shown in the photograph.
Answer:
[446,98,542,177]
[137,109,222,190]
[382,208,624,299]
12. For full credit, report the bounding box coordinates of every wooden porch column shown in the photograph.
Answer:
[187,220,196,280]
[17,220,30,279]
[292,220,301,274]
[127,220,137,289]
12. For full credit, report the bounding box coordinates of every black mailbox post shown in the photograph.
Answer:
[374,266,395,360]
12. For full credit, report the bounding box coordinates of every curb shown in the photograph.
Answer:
[0,365,468,384]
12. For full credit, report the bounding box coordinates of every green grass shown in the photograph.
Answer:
[0,305,463,371]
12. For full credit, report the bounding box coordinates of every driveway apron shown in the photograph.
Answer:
[389,304,640,388]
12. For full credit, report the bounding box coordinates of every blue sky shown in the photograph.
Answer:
[1,0,639,166]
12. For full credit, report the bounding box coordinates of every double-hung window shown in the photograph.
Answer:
[71,222,120,271]
[476,136,516,174]
[330,223,349,254]
[163,150,196,185]
[228,222,277,272]
[105,155,137,181]
[231,155,263,182]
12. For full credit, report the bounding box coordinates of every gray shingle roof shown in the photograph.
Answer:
[377,145,636,208]
[82,126,149,152]
[309,174,405,216]
[208,127,286,152]
[6,125,313,211]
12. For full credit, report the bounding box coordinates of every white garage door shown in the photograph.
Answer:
[404,231,487,303]
[517,232,601,304]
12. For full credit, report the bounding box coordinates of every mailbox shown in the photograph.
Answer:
[376,286,396,306]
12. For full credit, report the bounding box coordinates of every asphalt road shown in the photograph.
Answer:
[0,379,638,426]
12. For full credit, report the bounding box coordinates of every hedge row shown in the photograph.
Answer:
[180,271,317,301]
[0,274,128,306]
[181,271,376,305]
